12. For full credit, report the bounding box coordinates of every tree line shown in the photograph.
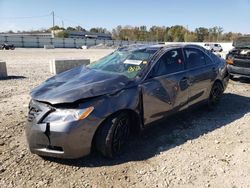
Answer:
[111,25,243,42]
[7,25,244,42]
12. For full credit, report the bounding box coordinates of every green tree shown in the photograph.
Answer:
[90,27,109,34]
[195,27,209,42]
[167,25,187,42]
[112,25,122,40]
[184,32,198,42]
[55,31,69,38]
[75,26,86,32]
[209,27,223,42]
[66,27,76,31]
[48,25,65,31]
[149,26,166,41]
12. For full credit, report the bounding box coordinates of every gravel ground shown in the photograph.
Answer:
[0,48,250,188]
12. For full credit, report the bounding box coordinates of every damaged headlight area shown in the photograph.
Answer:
[42,107,94,123]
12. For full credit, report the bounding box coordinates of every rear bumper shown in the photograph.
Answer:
[227,65,250,78]
[26,118,99,159]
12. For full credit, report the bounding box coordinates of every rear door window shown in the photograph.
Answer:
[184,48,206,69]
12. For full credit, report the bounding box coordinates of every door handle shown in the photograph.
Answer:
[180,77,188,82]
[180,77,192,86]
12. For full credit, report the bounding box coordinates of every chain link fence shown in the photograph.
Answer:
[0,35,156,48]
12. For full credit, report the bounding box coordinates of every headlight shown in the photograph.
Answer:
[226,59,234,65]
[42,107,94,123]
[226,54,234,65]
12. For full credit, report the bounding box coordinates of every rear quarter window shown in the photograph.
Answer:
[208,51,221,64]
[184,48,206,69]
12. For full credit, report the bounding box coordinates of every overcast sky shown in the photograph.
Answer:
[0,0,249,33]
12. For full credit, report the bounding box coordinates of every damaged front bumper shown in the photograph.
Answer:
[25,100,99,159]
[227,64,250,78]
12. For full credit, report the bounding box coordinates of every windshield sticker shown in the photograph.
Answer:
[128,66,141,73]
[124,59,142,65]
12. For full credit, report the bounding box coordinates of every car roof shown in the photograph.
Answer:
[119,43,205,52]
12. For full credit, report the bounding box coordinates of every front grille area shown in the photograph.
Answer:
[233,59,250,68]
[234,55,250,59]
[28,107,42,122]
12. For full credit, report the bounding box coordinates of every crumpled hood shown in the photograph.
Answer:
[31,66,133,105]
[233,36,250,48]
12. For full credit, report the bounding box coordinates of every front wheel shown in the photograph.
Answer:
[95,112,130,158]
[208,82,224,108]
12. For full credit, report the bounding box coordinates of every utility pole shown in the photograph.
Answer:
[52,11,55,28]
[51,11,55,38]
[62,20,64,28]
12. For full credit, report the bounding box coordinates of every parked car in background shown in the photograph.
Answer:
[204,43,223,52]
[0,43,15,50]
[226,36,250,79]
[26,44,229,159]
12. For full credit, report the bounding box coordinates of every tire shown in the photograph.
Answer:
[95,112,130,158]
[208,81,224,108]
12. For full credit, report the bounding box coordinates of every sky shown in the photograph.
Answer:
[0,0,249,33]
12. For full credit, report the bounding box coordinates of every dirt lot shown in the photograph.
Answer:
[0,49,250,188]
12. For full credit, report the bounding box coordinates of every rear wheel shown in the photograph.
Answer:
[95,112,130,158]
[208,82,223,108]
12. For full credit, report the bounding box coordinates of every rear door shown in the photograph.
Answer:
[141,48,189,126]
[183,47,217,106]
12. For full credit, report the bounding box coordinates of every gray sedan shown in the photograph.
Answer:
[26,44,229,159]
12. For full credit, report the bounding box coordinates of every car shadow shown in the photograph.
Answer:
[46,93,250,167]
[0,76,27,80]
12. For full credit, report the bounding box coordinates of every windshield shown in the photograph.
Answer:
[233,37,250,48]
[87,48,158,78]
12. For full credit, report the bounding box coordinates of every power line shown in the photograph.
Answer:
[55,15,85,27]
[0,14,51,20]
[0,12,90,29]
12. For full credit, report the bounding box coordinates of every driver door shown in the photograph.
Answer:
[140,48,190,126]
